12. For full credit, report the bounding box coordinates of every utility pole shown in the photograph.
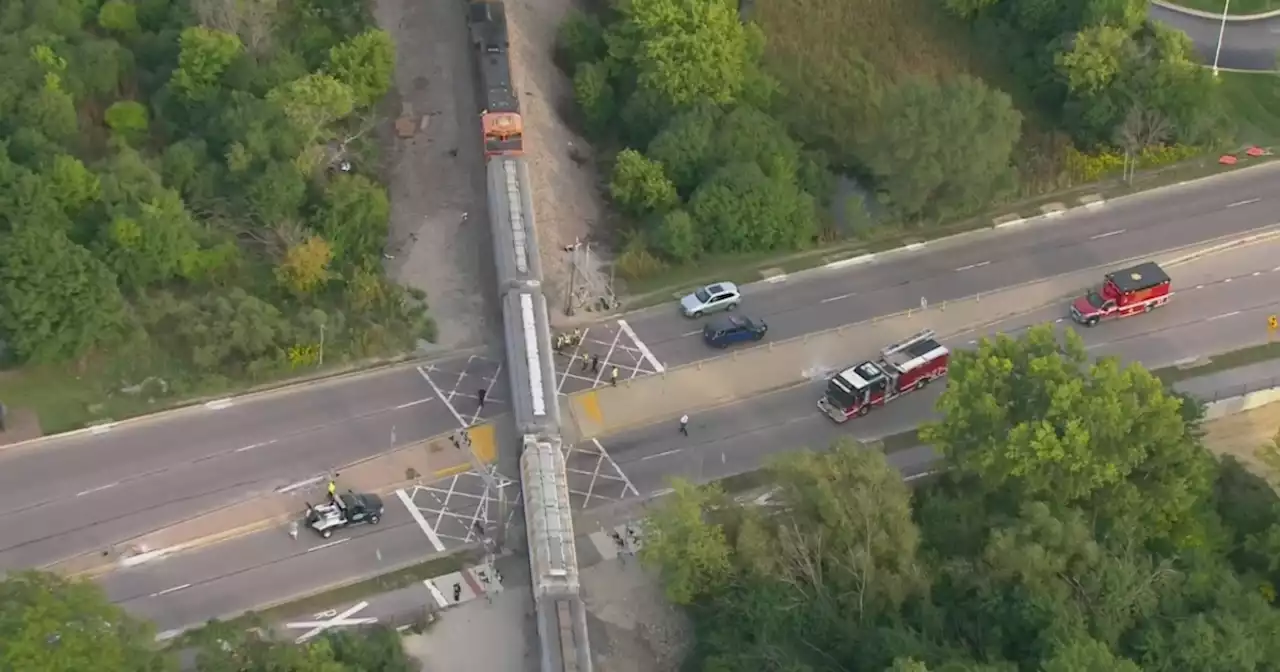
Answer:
[318,323,326,367]
[451,429,508,552]
[1212,0,1230,76]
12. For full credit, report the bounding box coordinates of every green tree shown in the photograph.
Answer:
[311,173,389,265]
[104,100,151,143]
[171,27,245,101]
[140,288,293,376]
[1055,25,1133,97]
[98,190,202,291]
[0,571,172,672]
[0,226,127,364]
[609,148,678,217]
[858,74,1021,219]
[326,29,395,108]
[572,61,617,138]
[556,8,607,69]
[639,479,734,604]
[267,73,355,144]
[44,153,101,217]
[607,0,756,108]
[922,324,1213,541]
[688,162,817,253]
[646,104,717,195]
[653,208,698,262]
[97,0,139,35]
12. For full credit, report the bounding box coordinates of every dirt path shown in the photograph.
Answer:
[373,0,497,350]
[504,0,610,325]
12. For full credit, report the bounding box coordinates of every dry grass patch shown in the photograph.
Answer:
[1204,402,1280,484]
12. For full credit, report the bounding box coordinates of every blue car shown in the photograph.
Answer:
[703,316,768,349]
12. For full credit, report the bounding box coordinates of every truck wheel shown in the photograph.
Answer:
[370,514,380,525]
[915,378,929,391]
[857,405,870,417]
[1144,303,1154,313]
[322,528,333,539]
[1085,317,1099,327]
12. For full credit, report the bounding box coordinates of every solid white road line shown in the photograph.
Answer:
[417,367,467,428]
[204,398,233,410]
[1227,198,1261,208]
[618,319,665,373]
[396,488,446,552]
[277,475,324,494]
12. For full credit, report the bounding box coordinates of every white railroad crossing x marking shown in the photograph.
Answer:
[287,601,377,643]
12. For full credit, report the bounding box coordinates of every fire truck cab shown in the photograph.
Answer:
[1070,261,1171,327]
[818,329,950,423]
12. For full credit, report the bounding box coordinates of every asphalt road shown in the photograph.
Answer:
[98,238,1280,632]
[605,241,1280,497]
[624,165,1278,367]
[1151,3,1280,72]
[2,163,1276,575]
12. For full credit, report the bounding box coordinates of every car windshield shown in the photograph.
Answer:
[826,378,857,408]
[694,288,711,303]
[1085,290,1106,309]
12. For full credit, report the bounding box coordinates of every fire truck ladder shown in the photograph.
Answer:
[881,329,938,361]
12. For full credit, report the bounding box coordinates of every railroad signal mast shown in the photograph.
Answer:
[818,329,950,423]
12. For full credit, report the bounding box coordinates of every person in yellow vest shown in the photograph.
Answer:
[327,479,337,504]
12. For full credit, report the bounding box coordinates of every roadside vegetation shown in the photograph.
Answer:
[0,0,431,433]
[556,0,1272,290]
[1174,0,1280,14]
[641,324,1280,670]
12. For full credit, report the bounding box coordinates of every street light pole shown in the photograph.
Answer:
[1212,0,1231,76]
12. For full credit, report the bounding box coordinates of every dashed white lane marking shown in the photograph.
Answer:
[76,482,119,497]
[90,423,114,435]
[904,242,926,251]
[764,274,788,284]
[149,583,191,598]
[821,293,856,303]
[1090,229,1125,240]
[1208,311,1241,321]
[642,448,682,461]
[1227,198,1260,208]
[236,439,278,452]
[618,319,666,373]
[955,261,990,272]
[393,397,433,410]
[204,398,233,410]
[307,538,350,553]
[681,329,700,337]
[396,488,446,552]
[277,475,324,494]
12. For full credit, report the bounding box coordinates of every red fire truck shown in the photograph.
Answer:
[818,329,950,423]
[1069,261,1171,327]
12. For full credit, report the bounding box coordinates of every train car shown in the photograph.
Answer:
[487,156,543,291]
[468,0,524,156]
[501,287,561,436]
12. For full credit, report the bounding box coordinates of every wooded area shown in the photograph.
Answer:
[0,570,418,671]
[641,325,1280,670]
[557,0,1229,280]
[0,0,428,413]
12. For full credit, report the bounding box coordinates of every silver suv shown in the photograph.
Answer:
[680,282,741,318]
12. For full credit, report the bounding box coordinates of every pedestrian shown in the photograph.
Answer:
[453,582,462,602]
[327,478,337,503]
[591,354,600,373]
[581,355,590,372]
[610,366,619,386]
[679,414,689,436]
[473,520,485,537]
[611,530,625,551]
[477,388,487,410]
